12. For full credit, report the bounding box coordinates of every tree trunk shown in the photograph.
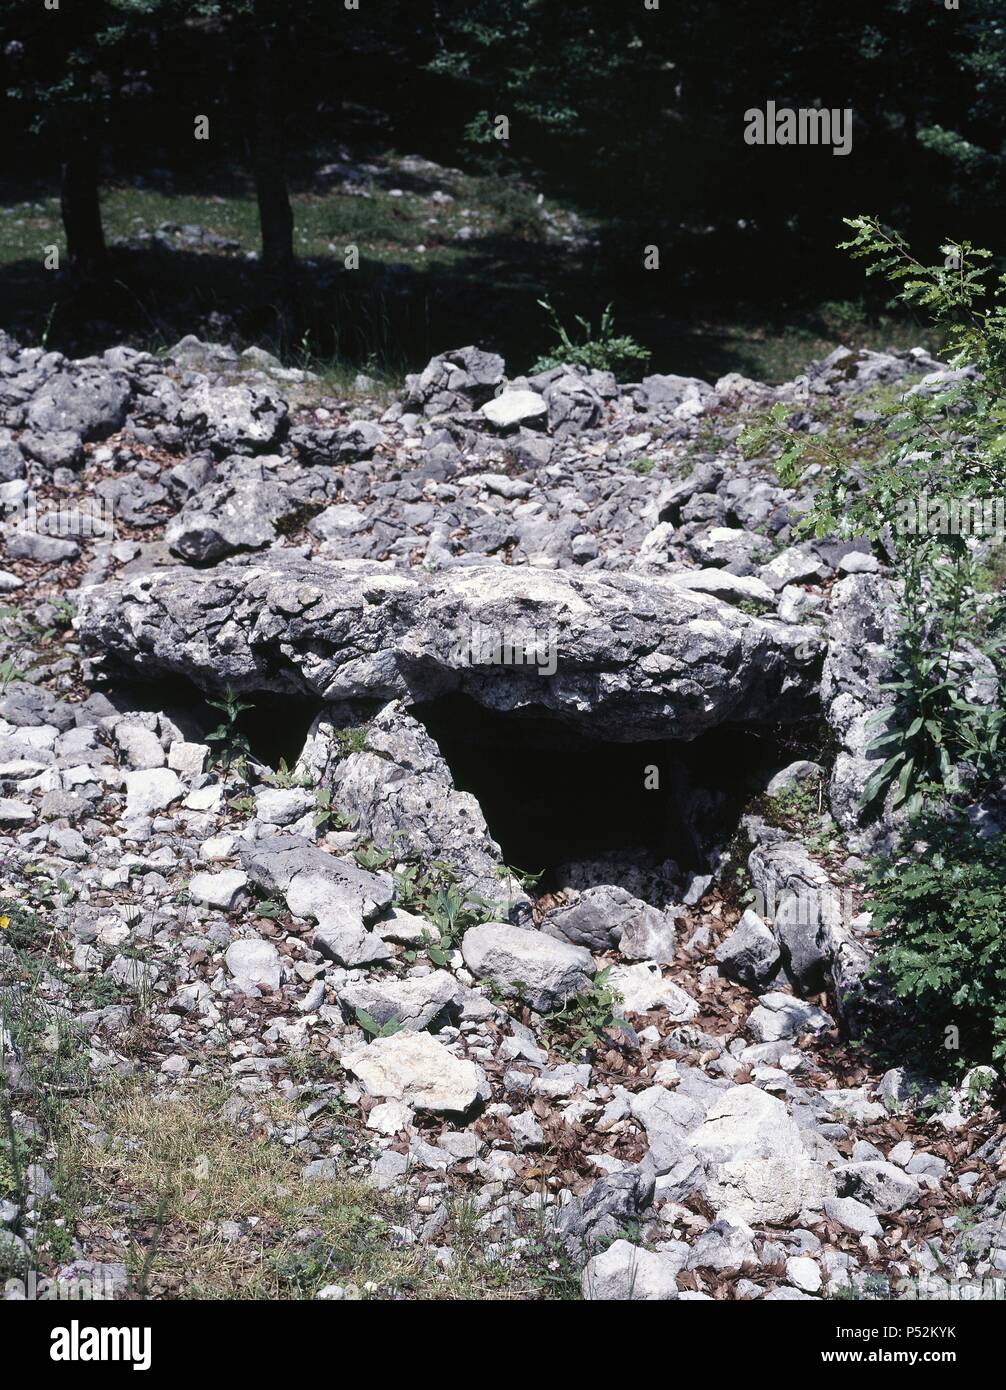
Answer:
[249,0,297,340]
[60,131,106,283]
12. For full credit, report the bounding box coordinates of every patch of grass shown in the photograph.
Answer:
[0,171,944,385]
[60,1082,578,1300]
[0,898,97,1282]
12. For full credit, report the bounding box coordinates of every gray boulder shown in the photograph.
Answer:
[461,923,594,1013]
[0,681,75,731]
[76,557,824,743]
[26,369,130,441]
[634,373,713,416]
[19,429,83,471]
[176,381,288,454]
[164,456,340,563]
[404,346,505,416]
[543,372,603,438]
[714,908,781,990]
[544,885,677,961]
[336,971,462,1033]
[0,437,26,481]
[555,1164,656,1263]
[241,835,394,967]
[321,702,519,911]
[291,420,384,463]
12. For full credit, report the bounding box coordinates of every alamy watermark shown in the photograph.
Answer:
[744,101,853,157]
[746,881,860,932]
[4,1266,122,1301]
[895,491,1006,543]
[3,491,115,539]
[450,621,558,676]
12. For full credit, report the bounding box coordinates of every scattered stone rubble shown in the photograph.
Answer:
[0,327,1002,1300]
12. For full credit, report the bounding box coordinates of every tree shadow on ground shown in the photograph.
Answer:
[0,218,930,383]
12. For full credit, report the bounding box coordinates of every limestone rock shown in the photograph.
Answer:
[461,923,594,1013]
[76,558,823,742]
[343,1032,484,1114]
[714,908,781,990]
[582,1239,679,1300]
[224,938,282,992]
[123,768,183,817]
[690,1085,835,1222]
[336,970,462,1032]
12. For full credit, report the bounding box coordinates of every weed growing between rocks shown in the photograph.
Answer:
[530,300,650,380]
[744,217,1006,820]
[391,854,505,965]
[739,217,1006,1091]
[544,968,628,1059]
[866,814,1006,1076]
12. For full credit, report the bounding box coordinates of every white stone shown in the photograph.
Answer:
[184,785,223,812]
[690,1085,834,1223]
[786,1255,822,1293]
[255,786,313,825]
[225,939,282,992]
[837,551,879,574]
[823,1195,883,1237]
[366,1101,413,1136]
[167,741,209,777]
[287,869,392,966]
[833,1161,920,1214]
[114,723,165,770]
[123,767,183,817]
[581,1239,679,1300]
[200,834,235,861]
[746,992,833,1043]
[189,869,249,911]
[479,389,547,429]
[608,962,699,1019]
[508,1111,544,1151]
[336,970,461,1032]
[343,1032,484,1114]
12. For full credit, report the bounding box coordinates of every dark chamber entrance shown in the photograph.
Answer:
[414,694,821,896]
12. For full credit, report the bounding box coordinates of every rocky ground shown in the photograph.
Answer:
[1,329,1004,1301]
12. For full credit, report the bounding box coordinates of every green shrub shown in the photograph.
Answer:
[530,299,649,380]
[868,814,1006,1073]
[742,216,1006,817]
[544,968,626,1057]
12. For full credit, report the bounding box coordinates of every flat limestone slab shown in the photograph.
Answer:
[77,557,822,741]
